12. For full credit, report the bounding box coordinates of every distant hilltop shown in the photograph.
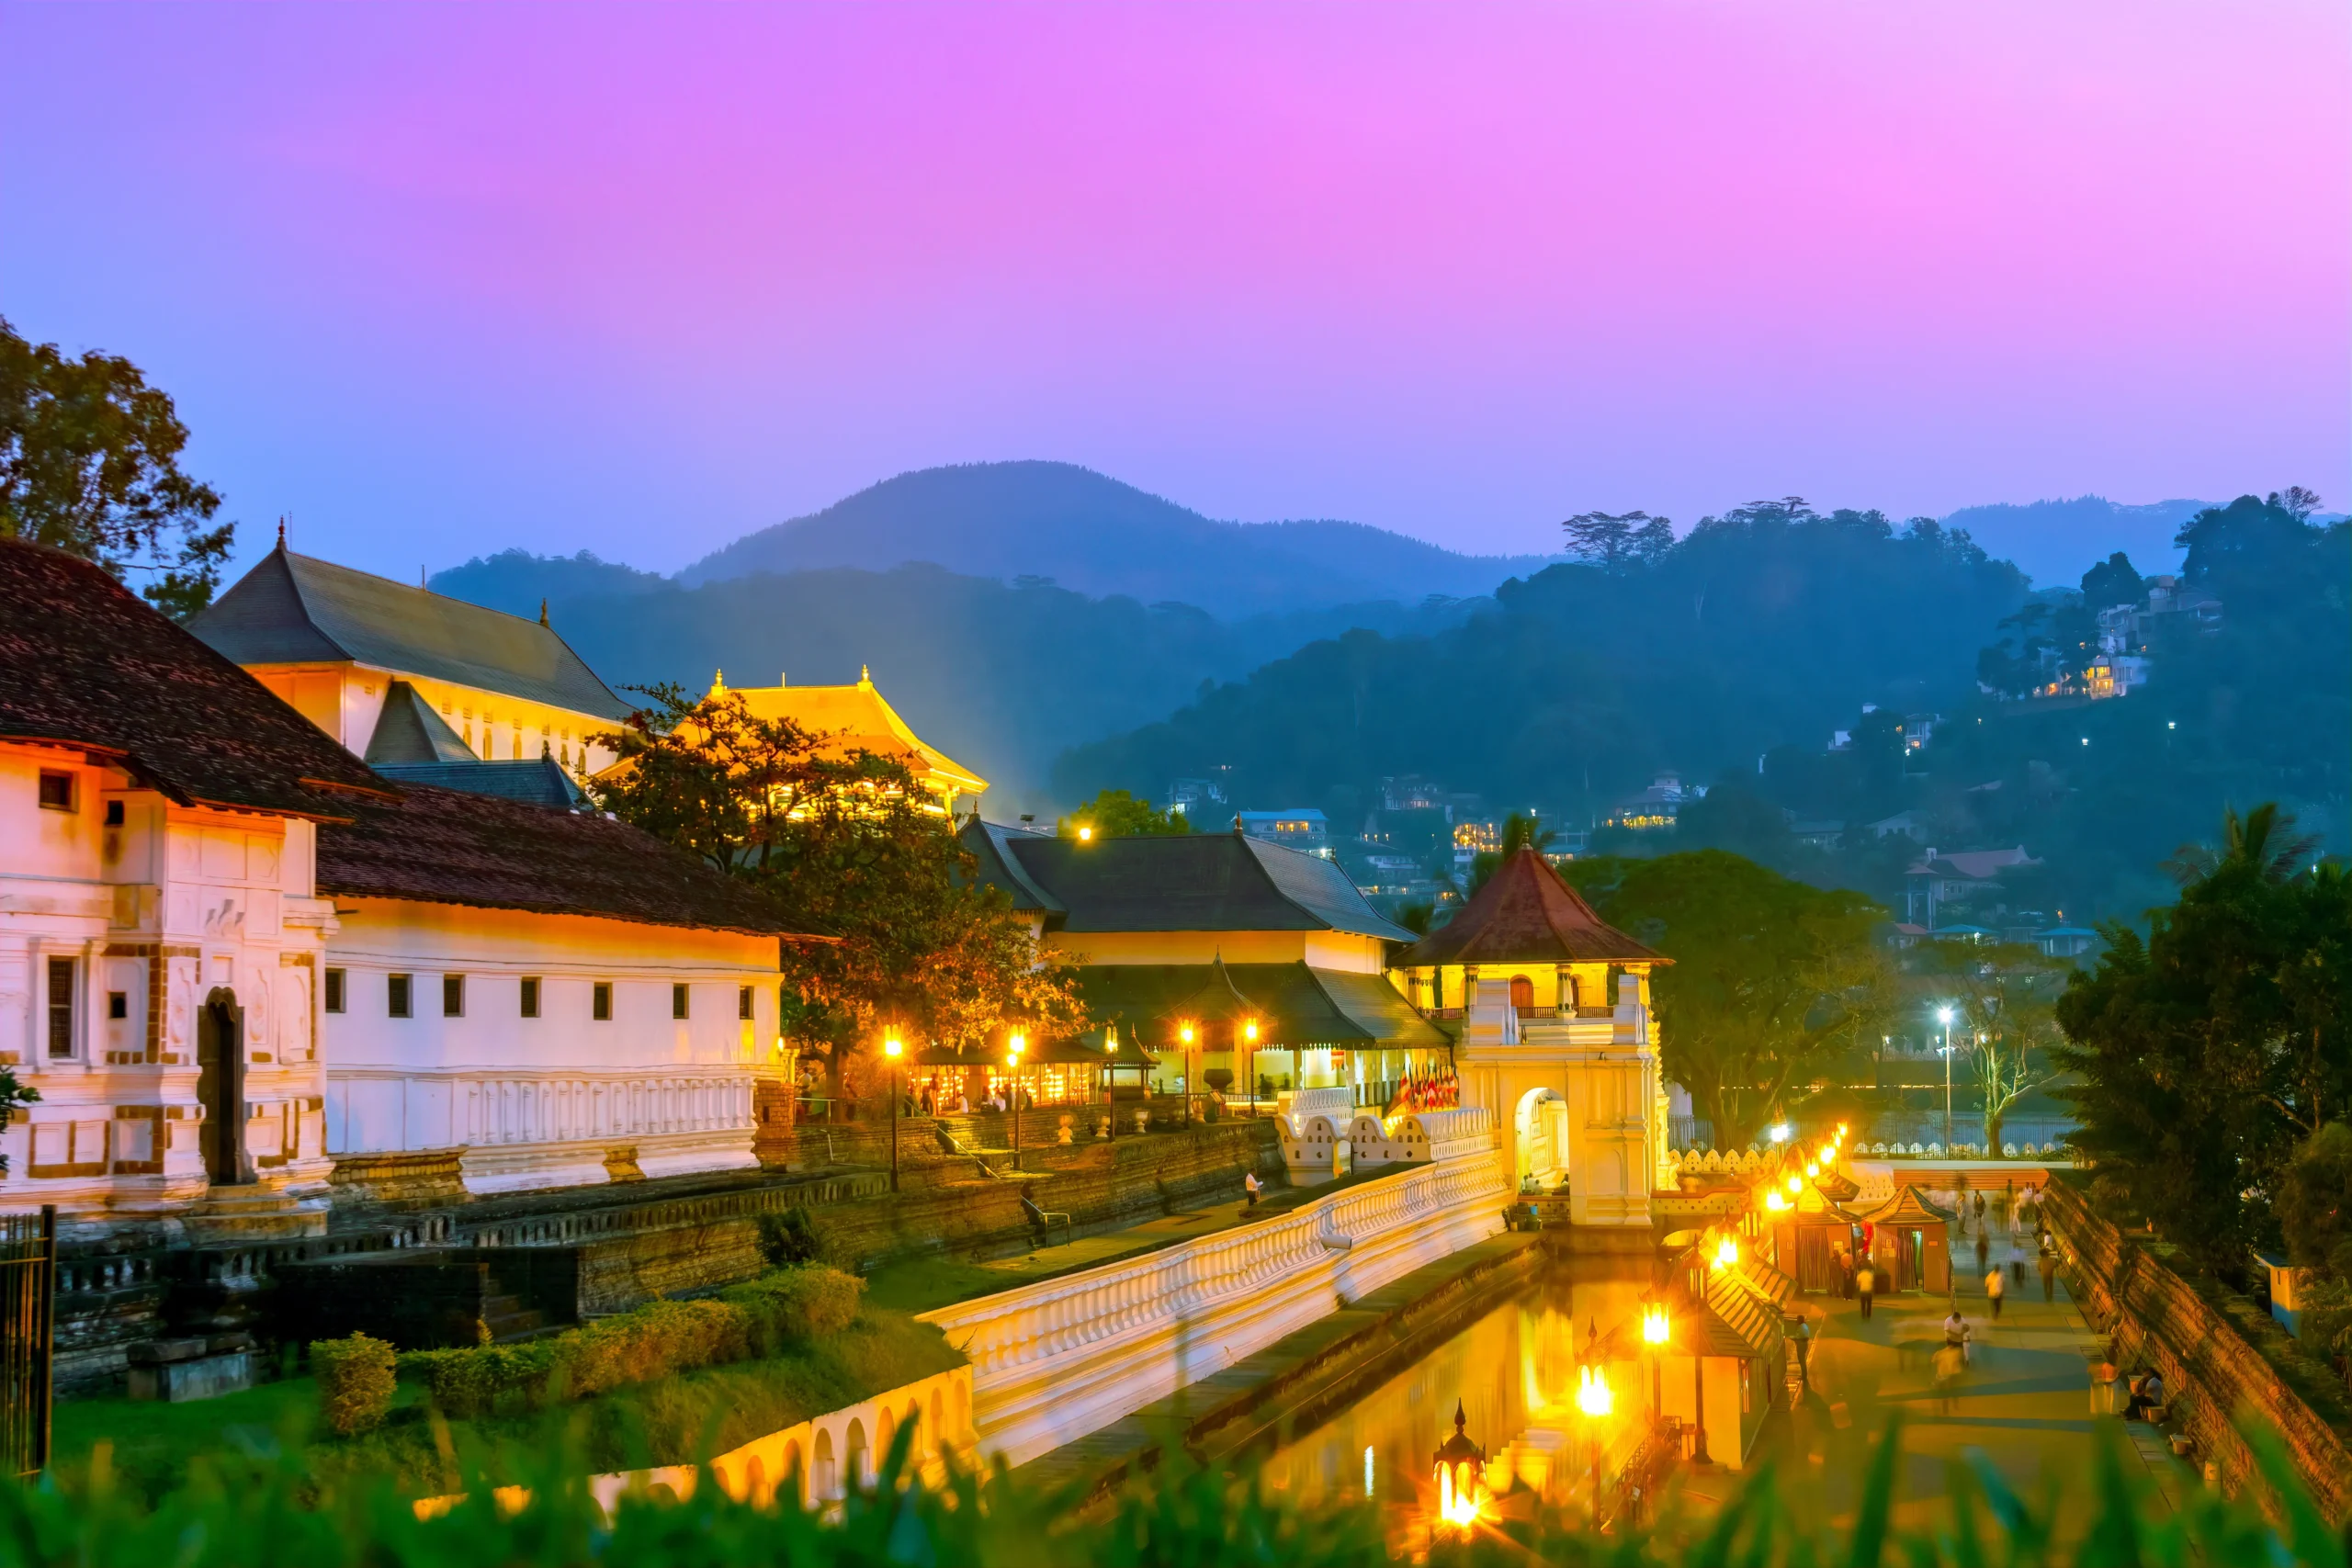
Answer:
[1938,495,2211,586]
[671,461,1562,618]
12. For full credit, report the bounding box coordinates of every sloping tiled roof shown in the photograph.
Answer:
[316,782,799,938]
[1071,961,1447,1052]
[188,547,629,719]
[1862,1184,1958,1226]
[716,673,986,796]
[0,539,388,818]
[1393,848,1664,967]
[372,756,588,811]
[957,818,1065,915]
[993,831,1417,942]
[364,681,477,764]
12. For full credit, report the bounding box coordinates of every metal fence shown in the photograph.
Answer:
[0,1209,54,1477]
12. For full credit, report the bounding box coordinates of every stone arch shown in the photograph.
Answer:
[928,1387,947,1461]
[813,1427,838,1502]
[777,1438,804,1508]
[845,1416,870,1492]
[874,1408,896,1482]
[1512,1086,1561,1183]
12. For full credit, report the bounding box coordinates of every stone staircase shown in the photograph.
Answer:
[182,1183,329,1244]
[479,1280,550,1343]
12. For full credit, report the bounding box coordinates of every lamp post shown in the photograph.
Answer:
[883,1032,902,1192]
[1008,1031,1026,1169]
[1178,1021,1195,1126]
[1431,1400,1486,1533]
[1937,1006,1955,1149]
[1241,1018,1260,1116]
[1641,1303,1669,1434]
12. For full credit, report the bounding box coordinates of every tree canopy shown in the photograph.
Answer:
[2052,804,2350,1273]
[0,316,232,617]
[1057,788,1192,839]
[1565,850,1892,1149]
[590,686,1084,1092]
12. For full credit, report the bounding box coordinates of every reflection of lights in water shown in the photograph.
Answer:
[1576,1364,1613,1417]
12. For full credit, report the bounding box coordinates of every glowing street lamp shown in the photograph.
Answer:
[1714,1235,1739,1269]
[1785,1172,1804,1196]
[883,1032,903,1192]
[1007,1031,1027,1169]
[1431,1401,1487,1533]
[1241,1018,1260,1115]
[1177,1021,1196,1125]
[1077,825,1093,842]
[1936,1005,1957,1147]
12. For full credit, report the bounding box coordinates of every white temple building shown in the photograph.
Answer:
[0,539,801,1236]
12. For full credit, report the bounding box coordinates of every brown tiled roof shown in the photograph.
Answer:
[1394,848,1665,967]
[0,539,388,818]
[317,783,804,939]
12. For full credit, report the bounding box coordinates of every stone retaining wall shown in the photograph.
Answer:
[2042,1175,2352,1521]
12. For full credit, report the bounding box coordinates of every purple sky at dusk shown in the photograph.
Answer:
[3,2,2346,584]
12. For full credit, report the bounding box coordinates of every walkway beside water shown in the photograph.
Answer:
[1726,1224,2199,1538]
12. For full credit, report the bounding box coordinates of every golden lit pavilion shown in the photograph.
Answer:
[710,668,987,815]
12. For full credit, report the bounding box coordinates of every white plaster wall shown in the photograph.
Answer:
[322,900,774,1193]
[0,745,332,1221]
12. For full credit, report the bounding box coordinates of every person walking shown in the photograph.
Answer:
[2037,1247,2057,1303]
[1973,1190,1987,1228]
[1974,1227,1990,1275]
[1856,1258,1876,1319]
[1932,1340,1966,1416]
[1943,1303,1972,1365]
[1985,1263,2006,1320]
[1243,1169,1262,1209]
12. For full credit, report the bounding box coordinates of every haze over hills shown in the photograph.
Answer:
[673,461,1564,617]
[1939,495,2211,586]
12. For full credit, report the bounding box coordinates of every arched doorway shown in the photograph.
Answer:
[1508,976,1534,1014]
[1513,1086,1562,1188]
[197,988,244,1185]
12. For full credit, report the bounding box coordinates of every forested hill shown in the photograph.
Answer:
[672,461,1561,616]
[424,558,1482,811]
[1054,503,2026,819]
[1054,496,2351,922]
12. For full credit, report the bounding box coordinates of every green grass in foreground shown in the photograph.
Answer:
[51,1308,961,1503]
[2,1412,2340,1567]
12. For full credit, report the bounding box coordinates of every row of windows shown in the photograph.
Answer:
[325,970,757,1023]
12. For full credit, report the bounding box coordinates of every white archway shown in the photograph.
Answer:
[1513,1086,1563,1187]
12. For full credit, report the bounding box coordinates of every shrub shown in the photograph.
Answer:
[560,1298,747,1399]
[720,1266,864,1357]
[401,1339,561,1419]
[309,1334,396,1436]
[756,1206,828,1268]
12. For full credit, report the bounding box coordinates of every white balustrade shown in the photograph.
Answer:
[921,1127,1508,1465]
[460,1073,754,1146]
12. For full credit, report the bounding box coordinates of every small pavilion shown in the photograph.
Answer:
[1861,1185,1955,1293]
[1390,849,1673,1225]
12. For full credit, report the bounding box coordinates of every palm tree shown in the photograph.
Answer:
[2162,802,2321,887]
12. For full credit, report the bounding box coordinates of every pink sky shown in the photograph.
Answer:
[3,2,2345,580]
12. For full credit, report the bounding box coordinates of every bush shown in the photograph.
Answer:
[399,1266,865,1417]
[756,1207,828,1268]
[309,1334,396,1436]
[720,1266,865,1357]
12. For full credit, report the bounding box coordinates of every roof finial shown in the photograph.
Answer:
[538,598,548,626]
[277,517,286,549]
[711,669,727,694]
[420,565,427,588]
[860,663,871,684]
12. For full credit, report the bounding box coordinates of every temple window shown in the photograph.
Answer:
[46,957,76,1056]
[592,982,612,1021]
[388,974,413,1018]
[520,977,541,1019]
[443,975,466,1017]
[37,771,75,812]
[324,968,345,1013]
[673,984,691,1020]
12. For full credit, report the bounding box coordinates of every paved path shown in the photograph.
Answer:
[1720,1221,2198,1539]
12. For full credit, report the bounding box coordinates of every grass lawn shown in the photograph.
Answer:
[51,1308,962,1504]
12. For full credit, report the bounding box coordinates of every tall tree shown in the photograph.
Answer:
[1560,510,1674,571]
[2053,805,2346,1273]
[1566,850,1891,1148]
[0,317,232,617]
[591,686,1085,1096]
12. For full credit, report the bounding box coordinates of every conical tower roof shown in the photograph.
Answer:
[1396,847,1666,967]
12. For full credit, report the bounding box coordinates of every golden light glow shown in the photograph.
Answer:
[1715,1235,1738,1269]
[1437,1463,1483,1529]
[1179,1022,1195,1045]
[1243,1020,1260,1043]
[1785,1173,1804,1195]
[1641,1304,1670,1346]
[1764,1190,1790,1212]
[1077,825,1093,841]
[883,1034,902,1059]
[1008,1031,1026,1061]
[1576,1364,1614,1418]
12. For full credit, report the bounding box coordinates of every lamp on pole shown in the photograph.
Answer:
[1008,1031,1026,1169]
[1241,1018,1260,1116]
[1936,1006,1956,1149]
[883,1032,903,1192]
[1178,1021,1195,1126]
